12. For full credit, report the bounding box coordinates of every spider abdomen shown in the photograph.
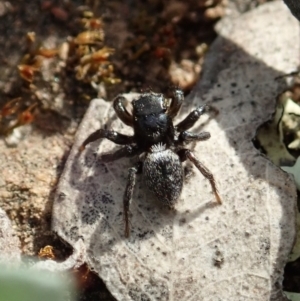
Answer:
[143,145,183,207]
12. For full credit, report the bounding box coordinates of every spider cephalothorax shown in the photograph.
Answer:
[80,88,221,237]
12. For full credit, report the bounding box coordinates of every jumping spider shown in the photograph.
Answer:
[80,88,221,237]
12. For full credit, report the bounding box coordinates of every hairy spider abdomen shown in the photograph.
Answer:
[143,144,183,207]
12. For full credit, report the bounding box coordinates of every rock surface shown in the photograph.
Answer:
[53,1,299,300]
[0,208,21,264]
[0,124,75,254]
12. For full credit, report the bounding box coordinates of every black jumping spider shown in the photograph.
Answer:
[80,88,221,237]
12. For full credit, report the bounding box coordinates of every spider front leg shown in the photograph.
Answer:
[123,162,142,237]
[176,104,209,132]
[113,95,133,126]
[178,149,222,204]
[168,87,184,118]
[79,129,134,152]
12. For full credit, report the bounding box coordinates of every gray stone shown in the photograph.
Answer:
[52,1,299,300]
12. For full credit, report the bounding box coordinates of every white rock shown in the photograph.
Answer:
[53,1,299,300]
[0,208,21,264]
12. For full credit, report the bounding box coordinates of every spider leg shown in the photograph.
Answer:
[100,145,140,162]
[176,104,209,132]
[178,149,222,204]
[178,131,210,143]
[168,87,184,118]
[123,162,143,237]
[113,95,133,126]
[79,129,134,152]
